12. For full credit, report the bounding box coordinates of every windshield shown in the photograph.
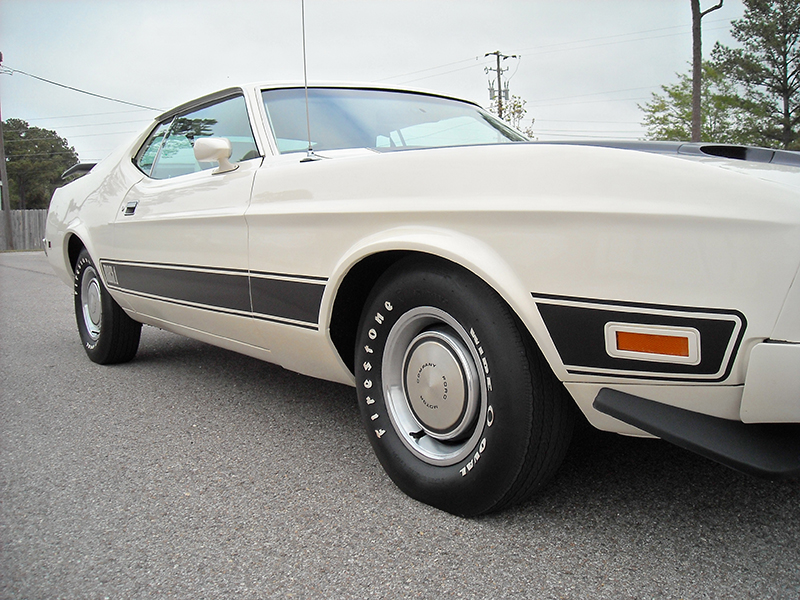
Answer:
[261,87,527,154]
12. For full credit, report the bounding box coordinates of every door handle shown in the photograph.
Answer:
[124,201,138,216]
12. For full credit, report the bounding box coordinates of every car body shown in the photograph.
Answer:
[45,83,800,516]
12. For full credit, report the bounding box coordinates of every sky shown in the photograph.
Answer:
[1,0,746,163]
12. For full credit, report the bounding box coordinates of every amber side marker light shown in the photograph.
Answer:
[604,323,701,365]
[616,331,689,357]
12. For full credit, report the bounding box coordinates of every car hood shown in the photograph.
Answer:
[529,140,800,194]
[685,158,800,193]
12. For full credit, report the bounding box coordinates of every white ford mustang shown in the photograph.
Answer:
[45,84,800,516]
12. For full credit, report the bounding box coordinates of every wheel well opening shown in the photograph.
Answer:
[329,250,547,380]
[67,235,85,273]
[329,251,411,374]
[329,251,572,397]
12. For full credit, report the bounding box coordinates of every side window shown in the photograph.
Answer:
[135,120,172,176]
[139,95,259,180]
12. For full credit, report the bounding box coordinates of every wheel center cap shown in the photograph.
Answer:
[87,281,102,325]
[403,332,470,436]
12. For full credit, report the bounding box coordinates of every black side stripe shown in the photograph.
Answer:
[101,260,326,329]
[250,276,325,325]
[112,263,250,312]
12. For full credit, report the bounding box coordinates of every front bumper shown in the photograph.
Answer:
[741,342,800,423]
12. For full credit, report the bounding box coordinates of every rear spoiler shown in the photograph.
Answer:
[62,162,97,180]
[532,140,800,168]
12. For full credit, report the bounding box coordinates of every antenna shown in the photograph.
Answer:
[301,0,320,162]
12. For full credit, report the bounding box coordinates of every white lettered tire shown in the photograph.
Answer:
[74,249,142,365]
[355,256,574,516]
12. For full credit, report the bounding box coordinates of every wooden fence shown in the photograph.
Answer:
[0,209,48,251]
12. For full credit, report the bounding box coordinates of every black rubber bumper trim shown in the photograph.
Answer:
[593,388,800,479]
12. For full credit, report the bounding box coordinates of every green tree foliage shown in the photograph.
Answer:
[3,118,78,209]
[640,0,799,149]
[640,62,761,143]
[489,95,535,138]
[712,0,800,149]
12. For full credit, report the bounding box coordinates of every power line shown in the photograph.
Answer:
[514,18,732,55]
[5,150,79,158]
[7,130,138,142]
[534,128,645,135]
[16,109,154,122]
[532,96,652,108]
[375,57,483,83]
[390,59,494,85]
[536,118,643,124]
[4,119,153,133]
[518,27,729,58]
[1,66,161,111]
[529,86,659,105]
[533,132,644,140]
[381,17,735,86]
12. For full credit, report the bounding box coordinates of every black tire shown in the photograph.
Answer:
[355,257,574,516]
[74,249,141,365]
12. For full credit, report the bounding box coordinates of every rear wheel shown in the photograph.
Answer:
[74,249,141,364]
[355,257,574,516]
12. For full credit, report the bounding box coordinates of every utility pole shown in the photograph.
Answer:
[0,51,14,251]
[691,0,723,142]
[485,50,518,119]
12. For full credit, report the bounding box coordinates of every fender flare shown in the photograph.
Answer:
[320,225,567,380]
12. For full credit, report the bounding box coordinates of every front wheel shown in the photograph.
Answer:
[355,257,574,516]
[74,249,141,364]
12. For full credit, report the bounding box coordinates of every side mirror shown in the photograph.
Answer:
[193,137,238,174]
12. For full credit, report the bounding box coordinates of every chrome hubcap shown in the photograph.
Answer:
[81,266,102,340]
[383,307,486,466]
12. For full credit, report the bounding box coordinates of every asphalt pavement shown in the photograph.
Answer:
[1,251,799,599]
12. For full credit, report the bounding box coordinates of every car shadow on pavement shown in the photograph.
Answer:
[504,413,800,531]
[131,325,800,530]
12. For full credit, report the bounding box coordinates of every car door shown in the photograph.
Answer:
[107,92,264,344]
